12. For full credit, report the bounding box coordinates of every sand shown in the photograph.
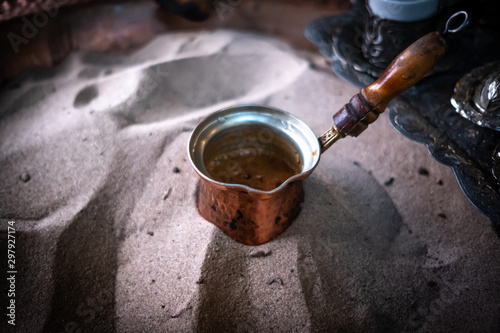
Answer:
[0,30,499,332]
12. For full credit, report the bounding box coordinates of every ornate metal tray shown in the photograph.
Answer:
[305,1,500,223]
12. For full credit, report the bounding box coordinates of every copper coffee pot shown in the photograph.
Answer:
[188,12,469,245]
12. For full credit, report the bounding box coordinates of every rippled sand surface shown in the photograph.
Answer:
[1,31,499,332]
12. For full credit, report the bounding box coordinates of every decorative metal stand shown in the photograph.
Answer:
[305,0,500,223]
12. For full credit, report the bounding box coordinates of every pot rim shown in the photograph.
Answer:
[187,104,321,195]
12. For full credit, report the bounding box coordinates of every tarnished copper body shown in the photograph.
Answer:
[189,105,320,246]
[197,179,304,246]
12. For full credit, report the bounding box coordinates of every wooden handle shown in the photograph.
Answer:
[332,31,447,137]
